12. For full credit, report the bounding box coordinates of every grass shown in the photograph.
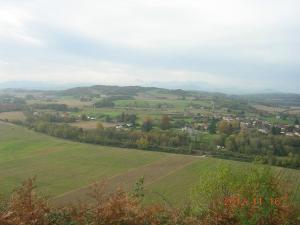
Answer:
[0,122,299,207]
[27,97,93,108]
[252,104,287,113]
[70,121,116,130]
[0,122,167,198]
[0,111,26,121]
[144,158,300,206]
[53,155,198,205]
[260,115,295,125]
[70,96,220,125]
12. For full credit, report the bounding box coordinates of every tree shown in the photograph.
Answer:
[116,113,137,125]
[191,164,294,225]
[132,177,145,199]
[271,126,281,135]
[127,114,137,125]
[218,120,232,135]
[105,115,112,122]
[96,122,104,129]
[225,136,237,151]
[295,118,299,125]
[208,118,217,134]
[141,117,153,132]
[160,115,171,130]
[213,134,226,146]
[136,137,149,149]
[231,120,240,132]
[217,120,240,135]
[81,114,88,121]
[95,98,115,108]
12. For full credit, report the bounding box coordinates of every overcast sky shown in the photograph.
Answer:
[0,0,299,92]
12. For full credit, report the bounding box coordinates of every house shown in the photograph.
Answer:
[115,123,133,129]
[217,145,225,150]
[62,112,70,118]
[223,116,234,121]
[181,126,196,135]
[258,129,268,134]
[115,124,123,129]
[240,122,249,129]
[194,123,208,131]
[294,132,300,137]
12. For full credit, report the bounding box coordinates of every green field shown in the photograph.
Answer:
[0,122,167,197]
[145,158,300,206]
[0,122,299,207]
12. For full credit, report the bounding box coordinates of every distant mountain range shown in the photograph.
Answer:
[0,81,93,91]
[145,81,280,95]
[1,81,300,106]
[0,80,295,95]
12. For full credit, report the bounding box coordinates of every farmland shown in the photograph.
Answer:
[1,86,300,170]
[70,121,116,130]
[0,111,25,121]
[0,122,299,207]
[0,122,166,198]
[1,2,299,222]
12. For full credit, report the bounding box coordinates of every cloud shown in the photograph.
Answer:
[0,0,299,93]
[0,5,43,46]
[30,0,299,56]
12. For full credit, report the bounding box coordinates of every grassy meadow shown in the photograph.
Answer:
[0,122,299,207]
[0,122,167,197]
[0,111,26,121]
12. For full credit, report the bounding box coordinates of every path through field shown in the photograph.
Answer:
[53,155,199,206]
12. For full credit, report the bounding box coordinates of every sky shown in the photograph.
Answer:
[0,0,299,93]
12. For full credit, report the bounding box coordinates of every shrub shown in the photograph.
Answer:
[191,164,300,225]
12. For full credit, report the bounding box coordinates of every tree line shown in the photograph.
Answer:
[31,103,79,112]
[213,120,300,168]
[11,112,300,169]
[19,119,192,154]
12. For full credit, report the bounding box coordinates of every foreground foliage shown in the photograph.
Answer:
[1,165,299,225]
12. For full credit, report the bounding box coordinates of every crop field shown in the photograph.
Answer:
[253,104,300,116]
[79,107,177,123]
[287,107,300,115]
[252,104,287,113]
[0,122,299,207]
[70,121,116,129]
[0,111,26,121]
[144,158,300,206]
[0,122,166,196]
[27,98,93,108]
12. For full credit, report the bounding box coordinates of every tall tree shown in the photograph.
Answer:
[160,115,171,130]
[218,120,233,135]
[208,118,217,134]
[141,117,153,132]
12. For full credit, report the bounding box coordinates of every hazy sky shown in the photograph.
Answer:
[0,0,299,92]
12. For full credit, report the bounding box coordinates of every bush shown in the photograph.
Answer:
[0,179,197,225]
[191,164,300,225]
[1,168,299,225]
